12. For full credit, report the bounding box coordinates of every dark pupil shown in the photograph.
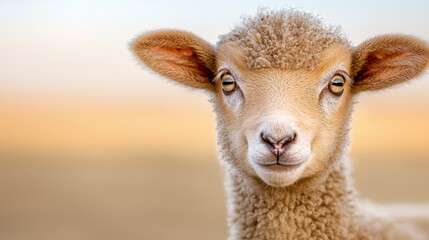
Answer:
[223,78,234,85]
[332,79,344,86]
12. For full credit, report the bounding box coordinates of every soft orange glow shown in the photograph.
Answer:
[0,100,216,156]
[351,107,429,159]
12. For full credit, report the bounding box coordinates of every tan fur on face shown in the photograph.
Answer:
[214,43,354,186]
[218,8,349,70]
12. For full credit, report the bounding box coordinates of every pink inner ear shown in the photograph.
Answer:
[151,46,196,59]
[368,49,413,64]
[149,45,214,81]
[356,48,413,81]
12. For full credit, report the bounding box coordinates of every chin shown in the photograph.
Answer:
[250,161,306,187]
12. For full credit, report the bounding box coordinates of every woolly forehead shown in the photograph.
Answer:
[215,43,353,85]
[217,9,350,70]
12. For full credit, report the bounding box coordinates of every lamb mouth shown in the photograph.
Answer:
[256,160,305,171]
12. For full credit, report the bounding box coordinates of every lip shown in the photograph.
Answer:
[256,160,305,172]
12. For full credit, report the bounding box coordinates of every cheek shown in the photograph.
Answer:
[303,92,353,172]
[320,95,340,113]
[217,89,246,136]
[217,90,247,149]
[222,90,244,113]
[320,85,351,115]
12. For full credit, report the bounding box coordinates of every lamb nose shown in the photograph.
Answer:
[260,132,296,156]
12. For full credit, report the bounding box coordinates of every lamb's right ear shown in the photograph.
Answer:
[351,35,429,92]
[131,30,216,90]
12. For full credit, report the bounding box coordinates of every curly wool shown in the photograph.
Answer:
[226,167,355,240]
[218,8,350,70]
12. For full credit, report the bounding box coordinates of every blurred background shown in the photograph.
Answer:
[1,1,429,239]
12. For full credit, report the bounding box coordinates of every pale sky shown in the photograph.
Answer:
[0,0,429,105]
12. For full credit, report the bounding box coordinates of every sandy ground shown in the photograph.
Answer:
[0,153,428,240]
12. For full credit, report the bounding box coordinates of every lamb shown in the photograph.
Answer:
[131,8,429,240]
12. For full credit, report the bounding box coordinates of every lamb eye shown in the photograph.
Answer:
[221,74,236,94]
[328,75,345,95]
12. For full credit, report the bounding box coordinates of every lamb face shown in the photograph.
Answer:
[214,43,354,187]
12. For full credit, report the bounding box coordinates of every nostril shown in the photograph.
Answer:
[279,133,296,147]
[260,132,275,148]
[260,132,296,153]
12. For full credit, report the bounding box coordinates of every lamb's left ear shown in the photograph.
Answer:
[131,30,216,90]
[352,35,429,92]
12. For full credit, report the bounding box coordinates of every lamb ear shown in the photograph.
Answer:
[351,35,429,92]
[131,30,216,90]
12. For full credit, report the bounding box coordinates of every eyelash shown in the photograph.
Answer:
[213,69,230,83]
[335,71,352,85]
